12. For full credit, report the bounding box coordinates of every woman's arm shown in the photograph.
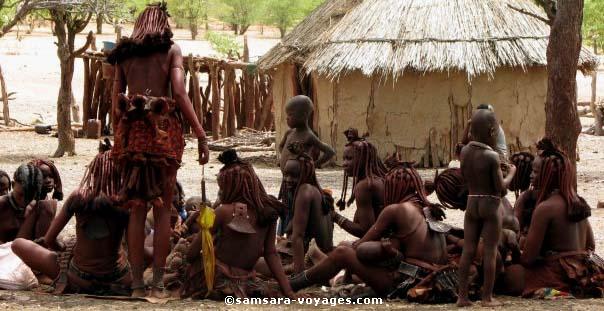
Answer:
[291,187,311,274]
[264,221,295,298]
[111,63,127,133]
[42,205,73,250]
[521,203,549,266]
[169,45,209,164]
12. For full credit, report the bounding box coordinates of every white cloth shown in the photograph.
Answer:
[0,242,38,290]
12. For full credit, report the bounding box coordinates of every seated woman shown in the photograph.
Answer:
[12,149,131,295]
[506,139,602,298]
[180,150,295,299]
[332,128,387,238]
[0,170,11,196]
[290,162,456,303]
[0,164,44,243]
[25,159,64,240]
[270,142,334,274]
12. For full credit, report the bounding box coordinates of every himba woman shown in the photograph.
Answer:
[107,2,209,298]
[12,144,132,296]
[332,128,387,238]
[290,162,456,303]
[181,150,295,299]
[25,159,64,241]
[0,164,43,243]
[508,139,603,298]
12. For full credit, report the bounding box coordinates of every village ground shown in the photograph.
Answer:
[0,25,603,310]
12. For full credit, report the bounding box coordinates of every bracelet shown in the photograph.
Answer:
[335,213,346,227]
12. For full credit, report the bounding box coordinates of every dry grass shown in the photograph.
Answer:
[259,0,599,80]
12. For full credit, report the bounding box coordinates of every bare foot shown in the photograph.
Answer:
[481,297,503,307]
[456,298,473,307]
[131,288,146,298]
[148,287,170,299]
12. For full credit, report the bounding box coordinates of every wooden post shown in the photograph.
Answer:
[228,70,237,136]
[254,74,266,129]
[591,44,602,136]
[202,73,211,131]
[260,75,274,130]
[91,65,104,121]
[0,64,10,126]
[243,35,250,63]
[82,57,92,131]
[210,63,221,140]
[188,54,203,126]
[244,66,255,128]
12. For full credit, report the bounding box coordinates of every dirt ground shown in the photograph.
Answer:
[0,26,604,310]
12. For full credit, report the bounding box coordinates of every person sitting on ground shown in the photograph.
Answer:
[12,149,131,295]
[332,128,387,238]
[26,159,64,240]
[0,170,11,196]
[0,164,43,243]
[457,109,516,307]
[181,150,295,299]
[508,139,602,299]
[277,95,335,235]
[290,162,456,303]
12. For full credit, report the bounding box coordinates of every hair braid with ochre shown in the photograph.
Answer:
[535,138,590,222]
[434,168,468,210]
[218,149,284,226]
[337,128,387,209]
[508,152,534,197]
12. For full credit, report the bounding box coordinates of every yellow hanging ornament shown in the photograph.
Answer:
[197,203,216,297]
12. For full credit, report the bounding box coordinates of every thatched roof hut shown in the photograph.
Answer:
[259,0,599,167]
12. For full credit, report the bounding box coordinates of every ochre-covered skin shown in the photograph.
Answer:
[457,110,517,307]
[110,4,209,298]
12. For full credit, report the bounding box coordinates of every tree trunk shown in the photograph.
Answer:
[0,64,10,126]
[96,14,103,35]
[592,43,603,136]
[190,21,198,40]
[239,24,250,35]
[544,0,584,167]
[51,12,76,157]
[279,27,286,38]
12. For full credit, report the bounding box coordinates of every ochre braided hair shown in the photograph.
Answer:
[384,161,430,207]
[79,150,121,201]
[434,168,468,210]
[29,159,63,201]
[535,138,590,222]
[508,152,534,197]
[107,3,174,64]
[337,128,387,209]
[218,149,284,227]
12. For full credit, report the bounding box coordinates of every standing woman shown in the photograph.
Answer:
[108,3,209,298]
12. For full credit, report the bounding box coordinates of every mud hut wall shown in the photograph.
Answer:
[273,65,547,167]
[273,64,298,146]
[470,67,547,154]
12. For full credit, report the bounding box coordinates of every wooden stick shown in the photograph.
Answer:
[82,57,92,131]
[0,64,10,126]
[210,64,221,140]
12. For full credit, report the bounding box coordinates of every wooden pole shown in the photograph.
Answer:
[82,57,92,131]
[0,64,10,126]
[591,44,602,136]
[254,74,266,129]
[244,67,255,128]
[222,66,231,137]
[189,55,203,126]
[91,66,104,122]
[234,80,242,128]
[201,73,211,131]
[260,74,274,130]
[210,63,221,140]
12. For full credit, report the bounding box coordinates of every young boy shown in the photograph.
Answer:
[457,109,516,307]
[277,95,335,235]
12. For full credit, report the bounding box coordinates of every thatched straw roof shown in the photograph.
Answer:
[258,0,599,80]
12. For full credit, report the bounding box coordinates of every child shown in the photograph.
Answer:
[457,109,516,307]
[277,95,335,235]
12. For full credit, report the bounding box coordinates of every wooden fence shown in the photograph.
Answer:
[77,51,274,139]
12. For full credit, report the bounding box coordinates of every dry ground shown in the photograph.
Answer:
[0,25,603,310]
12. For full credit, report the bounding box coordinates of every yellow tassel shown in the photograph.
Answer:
[197,203,216,297]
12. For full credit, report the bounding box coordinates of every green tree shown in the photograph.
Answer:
[262,0,322,38]
[169,0,209,39]
[583,0,604,51]
[216,0,262,35]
